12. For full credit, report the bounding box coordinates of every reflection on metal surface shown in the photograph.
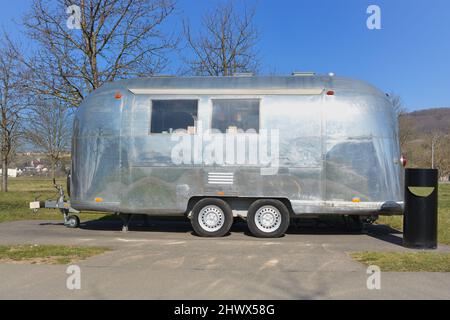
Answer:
[71,75,403,216]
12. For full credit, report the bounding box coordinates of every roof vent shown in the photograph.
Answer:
[292,71,316,76]
[232,72,255,77]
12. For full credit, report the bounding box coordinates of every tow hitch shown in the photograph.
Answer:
[29,178,81,228]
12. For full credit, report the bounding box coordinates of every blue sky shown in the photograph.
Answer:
[1,0,449,111]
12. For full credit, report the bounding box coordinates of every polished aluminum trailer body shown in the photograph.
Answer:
[71,75,403,216]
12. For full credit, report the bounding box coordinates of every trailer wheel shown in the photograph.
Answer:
[66,215,80,228]
[247,199,290,238]
[191,198,233,237]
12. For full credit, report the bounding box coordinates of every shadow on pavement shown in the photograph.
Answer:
[364,224,404,246]
[61,215,404,246]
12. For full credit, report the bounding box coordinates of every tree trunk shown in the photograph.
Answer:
[1,157,7,192]
[51,159,56,180]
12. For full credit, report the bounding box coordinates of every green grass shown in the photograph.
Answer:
[350,251,450,272]
[377,183,450,245]
[0,177,116,223]
[0,244,109,265]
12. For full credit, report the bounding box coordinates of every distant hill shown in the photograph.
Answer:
[402,107,450,135]
[400,107,450,177]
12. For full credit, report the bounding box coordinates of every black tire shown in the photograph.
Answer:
[247,199,290,238]
[66,215,80,228]
[191,198,233,237]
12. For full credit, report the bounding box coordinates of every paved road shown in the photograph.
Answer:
[0,218,449,299]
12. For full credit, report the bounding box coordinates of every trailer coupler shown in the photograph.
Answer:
[29,200,81,228]
[29,180,81,228]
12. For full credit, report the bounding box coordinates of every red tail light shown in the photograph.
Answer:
[400,155,407,167]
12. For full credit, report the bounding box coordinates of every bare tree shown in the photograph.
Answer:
[389,93,413,150]
[399,115,416,150]
[439,135,450,179]
[0,38,27,192]
[390,93,406,117]
[430,131,450,177]
[23,0,177,108]
[183,1,260,76]
[25,99,72,179]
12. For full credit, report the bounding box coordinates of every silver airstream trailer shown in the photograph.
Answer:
[66,74,404,238]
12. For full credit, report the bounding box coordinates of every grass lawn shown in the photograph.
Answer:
[378,183,450,245]
[350,251,450,272]
[0,244,109,265]
[351,183,450,272]
[0,177,116,223]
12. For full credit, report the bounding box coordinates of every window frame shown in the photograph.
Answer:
[149,98,199,135]
[210,98,262,134]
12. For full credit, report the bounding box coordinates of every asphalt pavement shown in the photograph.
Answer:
[0,218,449,299]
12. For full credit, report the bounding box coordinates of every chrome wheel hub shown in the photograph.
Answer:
[255,206,281,232]
[198,205,224,232]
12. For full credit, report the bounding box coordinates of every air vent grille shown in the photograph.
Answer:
[207,172,234,185]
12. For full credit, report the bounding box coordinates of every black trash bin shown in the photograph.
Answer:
[403,168,438,249]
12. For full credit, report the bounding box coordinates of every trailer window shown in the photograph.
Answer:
[212,99,259,133]
[150,100,198,134]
